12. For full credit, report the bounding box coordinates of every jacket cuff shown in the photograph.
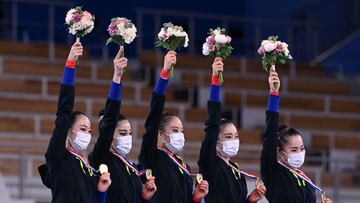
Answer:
[65,59,76,69]
[160,69,170,79]
[211,75,220,86]
[97,191,107,203]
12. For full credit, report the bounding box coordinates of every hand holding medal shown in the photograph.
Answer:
[142,169,157,200]
[97,164,111,192]
[248,180,266,202]
[193,174,208,202]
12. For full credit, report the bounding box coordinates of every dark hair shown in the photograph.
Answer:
[277,125,301,150]
[98,109,127,122]
[70,111,87,128]
[159,112,177,131]
[219,118,234,131]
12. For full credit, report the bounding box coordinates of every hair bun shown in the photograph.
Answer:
[277,125,288,133]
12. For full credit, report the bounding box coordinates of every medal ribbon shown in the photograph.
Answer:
[112,152,147,177]
[277,160,324,193]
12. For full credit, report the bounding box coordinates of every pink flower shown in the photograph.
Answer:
[275,42,284,53]
[226,36,232,43]
[117,18,125,25]
[72,13,82,23]
[107,22,118,36]
[257,46,265,56]
[82,11,93,21]
[206,36,216,46]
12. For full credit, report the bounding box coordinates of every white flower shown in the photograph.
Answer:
[263,41,277,52]
[174,30,186,37]
[261,40,269,46]
[167,27,175,37]
[202,42,210,55]
[65,9,77,24]
[123,26,137,44]
[213,29,221,36]
[184,34,189,47]
[214,34,228,44]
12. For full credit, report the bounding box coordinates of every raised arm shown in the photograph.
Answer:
[260,69,281,186]
[45,42,83,163]
[90,48,126,169]
[198,57,223,185]
[138,51,175,169]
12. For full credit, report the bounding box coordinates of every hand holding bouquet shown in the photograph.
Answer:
[155,22,189,78]
[202,27,233,84]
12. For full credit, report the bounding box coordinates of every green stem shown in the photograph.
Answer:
[274,83,279,91]
[170,65,174,78]
[76,37,80,65]
[219,71,224,84]
[120,46,126,74]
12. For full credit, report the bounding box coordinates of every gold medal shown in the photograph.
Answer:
[99,164,108,174]
[321,192,326,203]
[255,179,264,188]
[146,169,152,180]
[196,174,203,184]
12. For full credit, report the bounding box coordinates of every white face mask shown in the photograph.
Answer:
[286,151,305,168]
[219,140,239,157]
[165,132,185,153]
[114,135,132,156]
[69,130,91,151]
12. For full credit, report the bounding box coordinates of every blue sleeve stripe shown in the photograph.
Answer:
[108,81,123,100]
[209,85,220,102]
[61,67,75,86]
[267,94,280,112]
[154,76,169,96]
[97,191,107,203]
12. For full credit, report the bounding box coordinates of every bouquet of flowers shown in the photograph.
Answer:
[202,27,233,83]
[155,22,189,77]
[106,17,137,73]
[106,17,137,51]
[65,6,95,42]
[258,36,292,90]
